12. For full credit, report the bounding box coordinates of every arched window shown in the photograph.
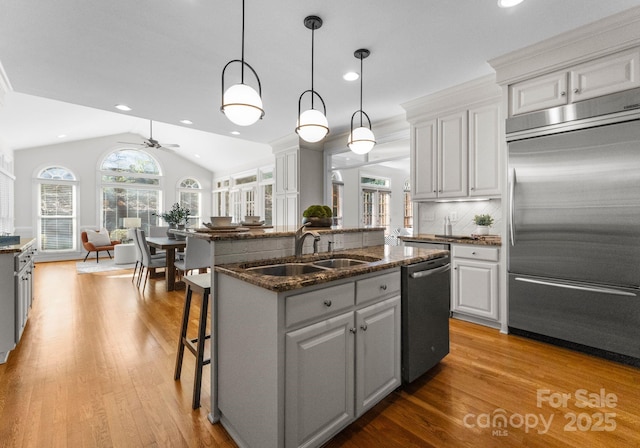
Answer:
[100,149,162,232]
[37,166,77,252]
[331,171,344,226]
[178,178,202,227]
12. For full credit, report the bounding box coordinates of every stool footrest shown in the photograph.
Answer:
[183,336,212,365]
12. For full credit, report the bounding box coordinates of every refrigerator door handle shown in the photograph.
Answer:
[410,263,451,279]
[509,168,516,246]
[514,277,637,297]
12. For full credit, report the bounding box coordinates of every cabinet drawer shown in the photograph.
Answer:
[356,271,400,305]
[286,283,354,327]
[452,245,499,262]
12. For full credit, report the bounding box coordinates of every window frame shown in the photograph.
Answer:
[36,166,78,254]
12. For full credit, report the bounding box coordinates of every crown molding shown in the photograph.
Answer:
[489,6,640,86]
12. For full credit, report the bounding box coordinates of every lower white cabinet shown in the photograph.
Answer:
[451,245,499,323]
[216,268,401,448]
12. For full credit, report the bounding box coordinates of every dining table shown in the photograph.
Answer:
[145,236,187,291]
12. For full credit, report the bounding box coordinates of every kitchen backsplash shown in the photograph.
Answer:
[416,199,502,235]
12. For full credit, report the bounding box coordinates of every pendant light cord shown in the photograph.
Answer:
[240,0,245,84]
[310,24,315,109]
[359,55,364,126]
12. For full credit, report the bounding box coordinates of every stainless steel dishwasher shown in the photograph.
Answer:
[401,255,451,383]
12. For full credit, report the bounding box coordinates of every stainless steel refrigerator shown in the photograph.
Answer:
[507,88,640,365]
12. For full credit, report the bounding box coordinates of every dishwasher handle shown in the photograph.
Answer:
[409,263,450,279]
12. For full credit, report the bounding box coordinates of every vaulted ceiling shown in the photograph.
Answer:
[1,0,638,173]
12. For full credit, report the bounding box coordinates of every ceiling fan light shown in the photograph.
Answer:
[296,109,329,143]
[348,126,376,155]
[222,83,263,126]
[497,0,524,7]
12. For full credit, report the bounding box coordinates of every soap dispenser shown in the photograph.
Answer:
[446,216,452,236]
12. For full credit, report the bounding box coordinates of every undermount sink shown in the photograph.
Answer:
[246,263,329,276]
[312,258,368,268]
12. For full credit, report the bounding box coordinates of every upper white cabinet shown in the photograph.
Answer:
[510,49,640,116]
[404,75,502,202]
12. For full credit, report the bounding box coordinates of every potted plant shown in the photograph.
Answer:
[155,203,191,239]
[473,214,494,235]
[302,205,333,227]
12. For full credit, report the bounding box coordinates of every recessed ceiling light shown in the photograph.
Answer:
[231,131,240,135]
[194,154,201,158]
[497,0,524,7]
[343,71,359,81]
[114,104,132,111]
[57,134,67,138]
[180,119,193,125]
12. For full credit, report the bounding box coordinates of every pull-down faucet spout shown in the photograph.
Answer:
[295,222,321,258]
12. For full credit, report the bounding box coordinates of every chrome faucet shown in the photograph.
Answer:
[295,222,321,258]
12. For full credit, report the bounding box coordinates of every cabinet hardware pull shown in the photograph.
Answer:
[349,327,357,334]
[560,91,566,96]
[472,251,476,255]
[380,284,387,291]
[360,324,368,331]
[323,300,332,307]
[573,88,580,94]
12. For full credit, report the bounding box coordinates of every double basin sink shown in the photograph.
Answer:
[246,257,375,277]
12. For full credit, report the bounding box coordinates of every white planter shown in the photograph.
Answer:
[474,225,490,235]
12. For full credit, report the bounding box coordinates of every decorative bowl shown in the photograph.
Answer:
[302,217,333,227]
[244,215,261,224]
[210,216,233,227]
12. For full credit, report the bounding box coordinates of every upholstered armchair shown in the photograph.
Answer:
[81,229,121,262]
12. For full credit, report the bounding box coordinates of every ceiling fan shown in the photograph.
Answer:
[118,120,180,151]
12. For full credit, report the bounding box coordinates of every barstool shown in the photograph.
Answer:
[174,273,211,409]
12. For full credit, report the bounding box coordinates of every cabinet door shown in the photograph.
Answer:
[468,103,501,197]
[275,154,286,194]
[510,71,568,116]
[438,111,468,198]
[452,258,499,320]
[570,49,640,102]
[285,311,355,448]
[355,296,401,417]
[411,120,437,199]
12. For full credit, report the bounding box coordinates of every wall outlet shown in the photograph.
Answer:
[450,212,458,222]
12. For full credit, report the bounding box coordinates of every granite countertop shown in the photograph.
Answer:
[173,225,385,241]
[0,238,36,254]
[215,245,449,292]
[400,233,502,246]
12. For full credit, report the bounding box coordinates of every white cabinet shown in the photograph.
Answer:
[451,245,499,323]
[510,49,640,116]
[285,273,401,448]
[355,296,401,417]
[216,267,401,448]
[411,111,468,200]
[275,150,299,227]
[0,240,36,364]
[410,101,501,201]
[285,311,355,448]
[468,103,501,197]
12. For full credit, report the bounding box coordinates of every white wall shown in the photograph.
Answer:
[13,132,213,260]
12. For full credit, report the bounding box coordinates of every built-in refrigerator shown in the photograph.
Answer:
[507,87,640,365]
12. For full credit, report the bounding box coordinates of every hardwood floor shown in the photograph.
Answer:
[1,261,638,447]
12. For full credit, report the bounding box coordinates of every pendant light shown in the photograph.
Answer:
[296,15,329,143]
[348,49,376,154]
[221,0,264,126]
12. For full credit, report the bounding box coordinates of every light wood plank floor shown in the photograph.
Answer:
[0,261,638,447]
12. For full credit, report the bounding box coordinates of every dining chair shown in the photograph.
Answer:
[136,229,168,291]
[174,236,211,278]
[131,228,165,285]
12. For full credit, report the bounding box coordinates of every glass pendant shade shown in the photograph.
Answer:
[347,126,376,154]
[222,83,263,126]
[297,109,329,143]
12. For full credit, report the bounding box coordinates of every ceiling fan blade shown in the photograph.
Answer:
[160,143,180,148]
[117,141,144,145]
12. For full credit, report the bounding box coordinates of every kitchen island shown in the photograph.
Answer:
[212,244,447,448]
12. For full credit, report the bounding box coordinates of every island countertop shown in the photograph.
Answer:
[214,244,448,292]
[174,225,385,241]
[0,238,36,255]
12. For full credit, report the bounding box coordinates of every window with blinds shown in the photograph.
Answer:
[38,167,77,252]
